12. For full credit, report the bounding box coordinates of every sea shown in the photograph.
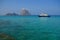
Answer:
[0,15,60,40]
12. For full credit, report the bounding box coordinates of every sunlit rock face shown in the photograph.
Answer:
[20,8,31,16]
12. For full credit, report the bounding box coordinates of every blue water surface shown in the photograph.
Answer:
[0,16,60,40]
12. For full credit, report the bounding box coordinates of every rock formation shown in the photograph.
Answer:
[20,8,31,16]
[6,13,19,16]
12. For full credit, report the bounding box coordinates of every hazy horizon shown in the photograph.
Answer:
[0,0,60,15]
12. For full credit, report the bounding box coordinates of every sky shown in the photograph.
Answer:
[0,0,60,15]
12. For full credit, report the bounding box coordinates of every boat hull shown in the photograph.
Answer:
[38,16,50,17]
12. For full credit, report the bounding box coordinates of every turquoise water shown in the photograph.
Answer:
[0,16,60,40]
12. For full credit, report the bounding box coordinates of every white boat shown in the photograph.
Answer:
[38,13,50,17]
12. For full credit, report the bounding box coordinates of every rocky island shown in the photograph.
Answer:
[20,8,31,16]
[6,13,19,16]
